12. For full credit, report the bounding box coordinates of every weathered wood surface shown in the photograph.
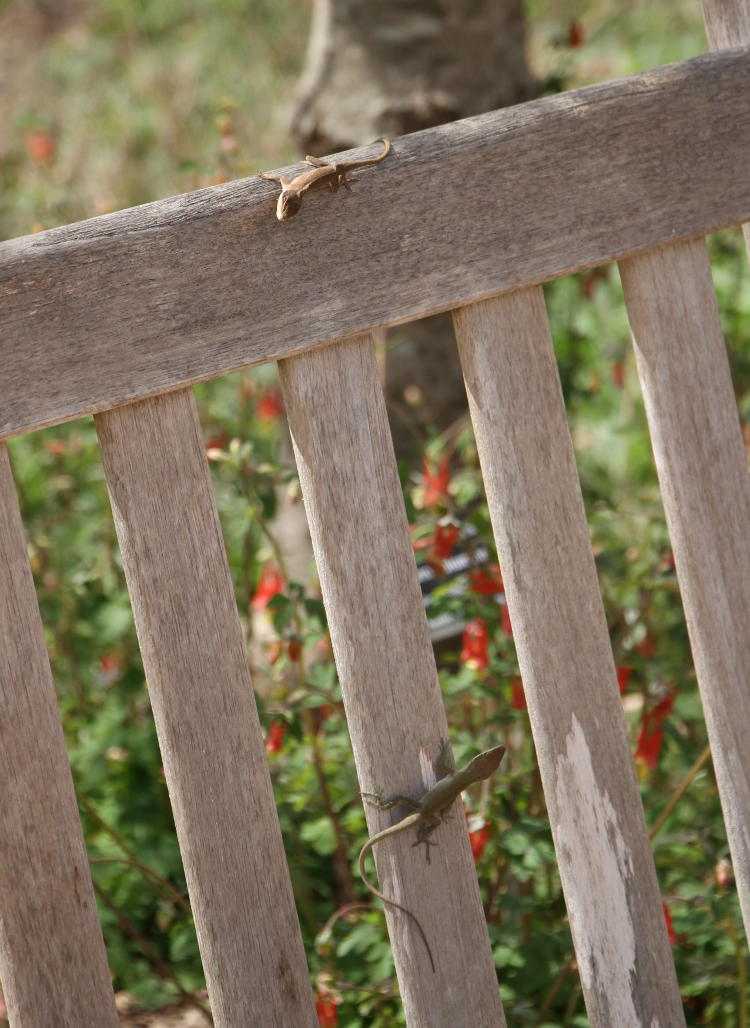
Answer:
[0,444,118,1027]
[701,0,750,256]
[620,238,750,943]
[2,47,750,439]
[95,389,317,1028]
[453,290,685,1026]
[702,0,750,51]
[278,337,507,1028]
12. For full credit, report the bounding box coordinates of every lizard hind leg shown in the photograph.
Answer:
[412,817,443,864]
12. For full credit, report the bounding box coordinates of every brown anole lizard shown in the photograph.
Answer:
[260,138,391,220]
[358,741,505,972]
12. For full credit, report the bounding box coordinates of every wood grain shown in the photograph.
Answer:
[702,0,750,51]
[94,389,317,1028]
[453,290,685,1026]
[701,0,750,256]
[278,337,507,1028]
[620,238,750,943]
[2,48,750,439]
[0,443,118,1027]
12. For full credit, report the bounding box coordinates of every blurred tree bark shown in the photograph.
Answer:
[288,0,535,457]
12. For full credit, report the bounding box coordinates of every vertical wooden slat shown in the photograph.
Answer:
[701,0,750,256]
[279,337,507,1028]
[0,443,118,1028]
[701,0,750,52]
[620,237,750,941]
[453,289,685,1027]
[94,389,317,1028]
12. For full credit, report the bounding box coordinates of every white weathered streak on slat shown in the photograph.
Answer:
[0,443,118,1028]
[620,238,750,942]
[94,389,317,1028]
[453,290,685,1027]
[278,337,507,1028]
[2,48,750,439]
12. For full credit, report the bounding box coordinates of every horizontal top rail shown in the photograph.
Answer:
[2,46,750,439]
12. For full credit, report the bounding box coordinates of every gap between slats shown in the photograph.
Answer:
[452,288,685,1027]
[94,389,317,1028]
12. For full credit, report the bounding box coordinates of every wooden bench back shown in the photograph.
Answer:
[1,3,749,1024]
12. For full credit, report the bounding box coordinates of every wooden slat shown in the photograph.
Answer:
[619,237,750,942]
[701,0,750,256]
[2,47,750,440]
[702,0,750,51]
[278,337,507,1028]
[453,290,684,1026]
[94,389,317,1028]
[0,443,118,1027]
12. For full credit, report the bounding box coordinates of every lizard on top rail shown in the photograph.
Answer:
[260,138,391,220]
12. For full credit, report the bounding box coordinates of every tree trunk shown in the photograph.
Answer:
[290,0,534,154]
[289,0,534,458]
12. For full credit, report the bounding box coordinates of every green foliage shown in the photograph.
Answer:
[3,0,750,1025]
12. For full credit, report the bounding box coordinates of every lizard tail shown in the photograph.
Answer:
[358,842,436,973]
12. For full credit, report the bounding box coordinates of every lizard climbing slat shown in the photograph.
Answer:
[278,338,508,1027]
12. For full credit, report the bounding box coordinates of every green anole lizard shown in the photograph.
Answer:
[359,741,505,973]
[260,138,391,221]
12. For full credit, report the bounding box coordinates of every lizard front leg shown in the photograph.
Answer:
[259,171,291,188]
[435,739,456,779]
[362,791,421,813]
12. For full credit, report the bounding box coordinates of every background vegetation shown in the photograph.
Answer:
[1,1,749,1024]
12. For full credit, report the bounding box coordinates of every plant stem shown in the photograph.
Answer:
[92,879,211,1020]
[649,743,711,840]
[90,856,191,915]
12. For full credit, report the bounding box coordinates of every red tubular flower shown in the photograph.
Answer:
[616,666,633,693]
[469,823,491,861]
[423,454,451,508]
[635,689,677,769]
[315,992,338,1027]
[470,564,504,595]
[501,602,513,637]
[25,129,56,164]
[265,721,286,754]
[461,618,490,670]
[256,388,283,423]
[568,19,585,47]
[510,677,527,710]
[251,565,284,610]
[662,900,676,946]
[433,522,459,559]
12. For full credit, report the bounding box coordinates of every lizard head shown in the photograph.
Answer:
[277,190,302,221]
[465,745,506,778]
